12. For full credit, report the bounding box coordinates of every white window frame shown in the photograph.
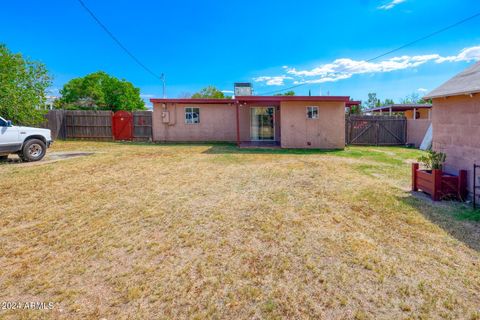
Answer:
[306,106,319,119]
[185,107,200,124]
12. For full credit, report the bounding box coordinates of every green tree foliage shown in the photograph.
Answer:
[383,98,395,105]
[57,71,145,111]
[274,91,295,96]
[191,86,230,99]
[401,92,431,105]
[0,44,51,125]
[366,93,381,108]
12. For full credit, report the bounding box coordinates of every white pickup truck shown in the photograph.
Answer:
[0,116,53,162]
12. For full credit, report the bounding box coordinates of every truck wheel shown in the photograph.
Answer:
[20,139,46,162]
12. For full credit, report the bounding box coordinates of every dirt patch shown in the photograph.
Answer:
[1,151,95,166]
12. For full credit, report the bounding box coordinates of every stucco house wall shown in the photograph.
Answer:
[407,119,431,148]
[432,94,480,195]
[404,108,430,120]
[151,98,350,149]
[280,101,345,149]
[152,103,237,142]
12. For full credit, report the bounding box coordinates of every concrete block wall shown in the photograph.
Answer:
[432,94,480,198]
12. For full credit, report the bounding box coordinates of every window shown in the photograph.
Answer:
[306,106,319,119]
[0,118,6,126]
[185,107,200,124]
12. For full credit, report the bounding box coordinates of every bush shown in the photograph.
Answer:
[418,150,446,170]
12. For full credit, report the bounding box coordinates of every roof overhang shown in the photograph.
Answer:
[150,96,354,105]
[424,90,480,100]
[150,98,235,104]
[365,104,432,113]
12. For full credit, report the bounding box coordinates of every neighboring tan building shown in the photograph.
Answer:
[364,104,432,120]
[425,61,480,199]
[150,96,359,149]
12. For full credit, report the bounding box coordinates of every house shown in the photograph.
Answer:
[424,61,480,199]
[364,104,432,119]
[150,95,360,149]
[364,104,433,148]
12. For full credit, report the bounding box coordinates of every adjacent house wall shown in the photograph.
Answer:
[407,119,431,148]
[432,95,480,196]
[152,103,237,142]
[280,101,345,149]
[404,108,431,120]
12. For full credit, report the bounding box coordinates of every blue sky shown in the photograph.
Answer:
[1,0,480,107]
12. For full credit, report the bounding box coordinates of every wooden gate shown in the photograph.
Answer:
[132,111,152,141]
[346,115,406,145]
[112,111,133,141]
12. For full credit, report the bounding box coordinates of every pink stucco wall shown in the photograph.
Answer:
[432,94,480,197]
[152,100,345,149]
[280,101,345,149]
[152,103,237,142]
[407,119,431,148]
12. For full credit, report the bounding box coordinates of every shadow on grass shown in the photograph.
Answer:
[399,192,480,252]
[201,144,343,155]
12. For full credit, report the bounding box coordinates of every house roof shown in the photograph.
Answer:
[150,96,361,105]
[364,104,432,113]
[424,61,480,99]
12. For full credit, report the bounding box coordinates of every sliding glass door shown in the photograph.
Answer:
[250,107,275,141]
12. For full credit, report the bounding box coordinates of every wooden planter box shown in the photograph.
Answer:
[412,163,467,201]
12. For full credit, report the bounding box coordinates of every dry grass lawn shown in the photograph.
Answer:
[1,141,479,319]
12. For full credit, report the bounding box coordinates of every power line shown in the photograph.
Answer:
[259,11,480,96]
[76,0,164,82]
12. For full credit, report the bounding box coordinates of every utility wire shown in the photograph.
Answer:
[259,11,480,96]
[77,0,164,82]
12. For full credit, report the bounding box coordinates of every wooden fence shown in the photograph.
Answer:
[42,110,152,141]
[346,115,407,146]
[65,110,113,140]
[133,111,153,141]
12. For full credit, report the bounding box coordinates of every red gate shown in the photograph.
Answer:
[112,111,133,140]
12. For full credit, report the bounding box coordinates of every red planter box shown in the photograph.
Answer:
[412,163,467,201]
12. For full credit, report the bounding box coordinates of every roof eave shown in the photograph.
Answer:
[424,89,480,100]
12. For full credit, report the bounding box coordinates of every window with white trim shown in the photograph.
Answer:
[185,107,200,124]
[306,106,319,119]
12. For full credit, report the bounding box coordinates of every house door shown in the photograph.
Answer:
[250,107,275,141]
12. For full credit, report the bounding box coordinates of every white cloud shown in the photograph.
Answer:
[435,46,480,63]
[253,45,480,86]
[140,93,155,98]
[417,88,428,93]
[221,90,234,93]
[378,0,406,10]
[253,75,293,86]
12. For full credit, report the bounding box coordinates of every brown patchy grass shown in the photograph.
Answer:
[0,141,479,319]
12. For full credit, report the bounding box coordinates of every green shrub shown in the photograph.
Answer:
[418,150,446,170]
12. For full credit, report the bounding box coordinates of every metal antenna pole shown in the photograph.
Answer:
[161,73,166,98]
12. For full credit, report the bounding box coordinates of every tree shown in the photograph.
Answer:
[400,92,421,104]
[191,86,230,99]
[0,44,51,125]
[401,92,431,105]
[383,98,395,105]
[274,91,295,96]
[57,71,145,111]
[366,93,380,109]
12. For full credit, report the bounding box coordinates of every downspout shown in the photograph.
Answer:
[236,101,240,146]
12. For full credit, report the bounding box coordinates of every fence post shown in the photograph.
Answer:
[433,169,442,201]
[458,170,467,201]
[412,163,419,191]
